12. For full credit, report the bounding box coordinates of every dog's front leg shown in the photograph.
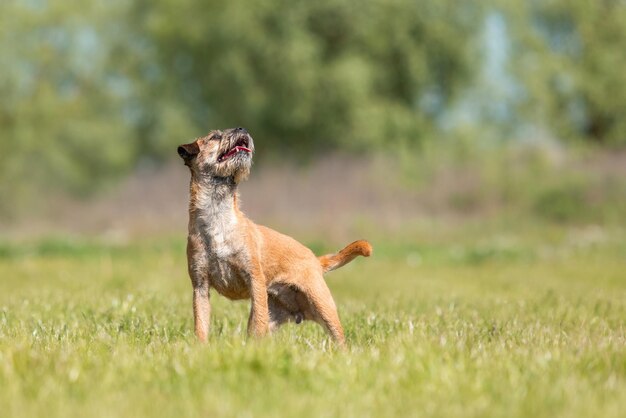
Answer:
[193,281,211,343]
[247,270,269,338]
[188,234,211,343]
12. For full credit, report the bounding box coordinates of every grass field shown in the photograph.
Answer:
[1,221,625,417]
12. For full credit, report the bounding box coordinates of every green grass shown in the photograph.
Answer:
[1,223,625,418]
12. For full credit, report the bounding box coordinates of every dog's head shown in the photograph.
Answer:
[178,127,254,183]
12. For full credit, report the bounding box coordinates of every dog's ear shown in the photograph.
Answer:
[177,142,200,165]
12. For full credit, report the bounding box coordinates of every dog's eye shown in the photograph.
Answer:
[212,134,222,140]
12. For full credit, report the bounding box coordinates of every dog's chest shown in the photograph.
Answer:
[199,211,250,299]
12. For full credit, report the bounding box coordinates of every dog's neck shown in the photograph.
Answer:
[188,174,241,232]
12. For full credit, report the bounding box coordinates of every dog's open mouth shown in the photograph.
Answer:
[218,137,252,162]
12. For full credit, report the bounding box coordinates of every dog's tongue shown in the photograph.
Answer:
[223,145,252,159]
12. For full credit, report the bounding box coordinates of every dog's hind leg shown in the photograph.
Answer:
[247,273,270,338]
[301,276,345,346]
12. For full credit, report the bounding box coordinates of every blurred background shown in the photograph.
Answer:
[3,3,626,415]
[1,0,625,240]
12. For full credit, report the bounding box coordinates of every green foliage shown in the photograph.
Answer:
[387,138,626,226]
[142,0,482,154]
[0,0,485,215]
[503,0,626,145]
[533,181,590,222]
[532,176,626,224]
[0,0,138,213]
[1,0,625,217]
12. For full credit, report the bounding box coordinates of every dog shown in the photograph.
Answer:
[178,127,372,345]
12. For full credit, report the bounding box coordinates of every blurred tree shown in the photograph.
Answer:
[0,0,137,215]
[503,0,626,145]
[1,0,486,217]
[140,0,484,154]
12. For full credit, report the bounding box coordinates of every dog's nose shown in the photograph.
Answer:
[235,127,247,133]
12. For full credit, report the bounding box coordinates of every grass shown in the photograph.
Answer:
[0,221,625,418]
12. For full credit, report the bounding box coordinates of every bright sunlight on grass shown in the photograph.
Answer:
[1,222,625,418]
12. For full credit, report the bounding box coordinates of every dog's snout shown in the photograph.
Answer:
[235,127,247,133]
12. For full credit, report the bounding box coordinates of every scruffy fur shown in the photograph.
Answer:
[178,128,372,346]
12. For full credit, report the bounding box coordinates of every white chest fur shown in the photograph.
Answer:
[203,209,239,258]
[189,183,250,298]
[195,192,241,258]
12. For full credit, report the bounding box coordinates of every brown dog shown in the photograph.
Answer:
[178,127,372,345]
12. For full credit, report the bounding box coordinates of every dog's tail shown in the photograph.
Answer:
[318,240,372,273]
